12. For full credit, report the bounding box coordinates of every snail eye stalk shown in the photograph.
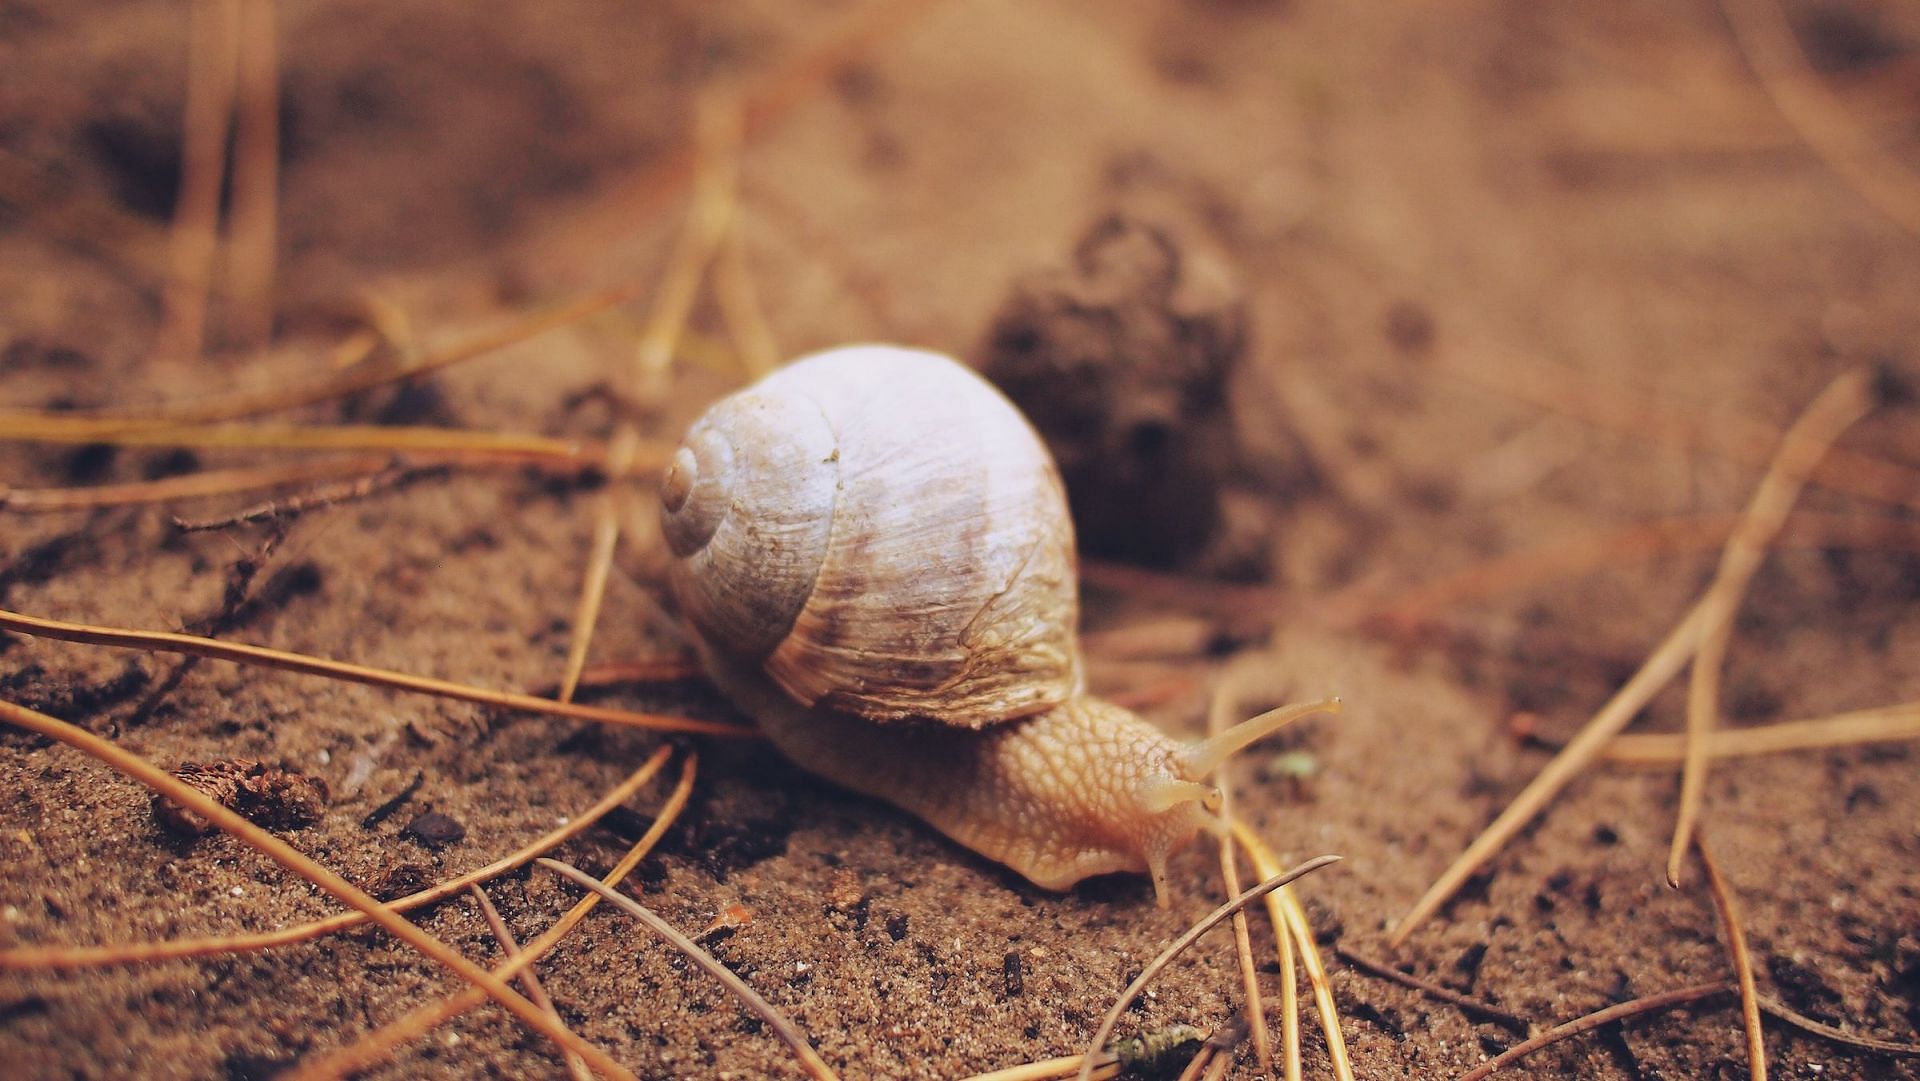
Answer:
[1177,697,1343,779]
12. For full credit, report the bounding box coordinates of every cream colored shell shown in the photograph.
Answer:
[661,344,1081,728]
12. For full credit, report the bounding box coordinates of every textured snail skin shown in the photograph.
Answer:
[663,344,1221,903]
[700,639,1218,904]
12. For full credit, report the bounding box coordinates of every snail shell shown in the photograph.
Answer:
[658,344,1332,902]
[660,344,1080,728]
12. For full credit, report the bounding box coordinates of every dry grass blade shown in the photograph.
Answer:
[152,0,239,365]
[1458,982,1728,1080]
[1668,370,1877,886]
[1604,701,1920,763]
[286,753,698,1081]
[1073,855,1342,1081]
[0,455,400,512]
[1231,822,1356,1081]
[0,606,753,738]
[537,858,842,1081]
[1697,839,1767,1080]
[1393,369,1876,945]
[1720,0,1920,239]
[470,883,594,1081]
[1332,947,1530,1034]
[956,1054,1118,1081]
[226,0,279,349]
[0,696,636,1081]
[0,746,671,970]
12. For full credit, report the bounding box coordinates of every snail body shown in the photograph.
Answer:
[661,345,1323,903]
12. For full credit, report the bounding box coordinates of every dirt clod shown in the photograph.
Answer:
[152,759,330,836]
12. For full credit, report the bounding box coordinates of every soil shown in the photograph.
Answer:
[4,1,1920,1079]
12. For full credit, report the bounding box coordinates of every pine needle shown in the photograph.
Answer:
[0,745,670,971]
[225,0,280,349]
[1073,855,1342,1081]
[0,606,753,738]
[0,696,635,1081]
[1669,369,1877,887]
[1603,701,1920,764]
[1392,369,1876,945]
[1697,838,1766,1081]
[0,456,400,512]
[285,753,698,1081]
[1459,982,1729,1080]
[1720,0,1920,239]
[1206,671,1272,1072]
[1232,822,1356,1081]
[539,858,841,1081]
[470,883,594,1081]
[152,0,239,365]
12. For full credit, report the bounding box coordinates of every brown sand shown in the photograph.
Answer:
[4,2,1920,1078]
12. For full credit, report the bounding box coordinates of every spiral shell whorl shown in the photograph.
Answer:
[662,344,1082,728]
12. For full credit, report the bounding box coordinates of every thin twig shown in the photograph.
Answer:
[1393,369,1876,945]
[470,883,594,1081]
[171,463,446,531]
[1697,838,1767,1080]
[284,753,698,1081]
[0,748,670,970]
[1073,855,1342,1081]
[1458,982,1729,1080]
[538,858,841,1081]
[125,521,289,726]
[0,606,754,738]
[1332,946,1530,1034]
[0,696,635,1081]
[1604,702,1920,763]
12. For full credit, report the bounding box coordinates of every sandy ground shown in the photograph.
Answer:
[3,1,1920,1078]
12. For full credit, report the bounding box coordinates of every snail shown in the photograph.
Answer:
[659,344,1333,905]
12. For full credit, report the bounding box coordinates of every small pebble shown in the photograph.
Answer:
[230,886,245,898]
[403,811,466,848]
